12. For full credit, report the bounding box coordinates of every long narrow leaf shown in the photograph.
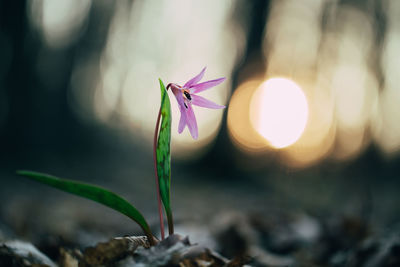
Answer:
[16,170,155,245]
[156,79,173,234]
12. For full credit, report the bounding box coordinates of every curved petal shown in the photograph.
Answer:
[171,86,188,133]
[190,77,226,94]
[184,67,206,88]
[171,86,185,108]
[186,103,198,140]
[178,106,187,133]
[191,94,225,109]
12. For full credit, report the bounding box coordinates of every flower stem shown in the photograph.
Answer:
[144,228,157,246]
[153,107,165,240]
[166,209,174,235]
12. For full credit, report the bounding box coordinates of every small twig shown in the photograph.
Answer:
[113,235,152,249]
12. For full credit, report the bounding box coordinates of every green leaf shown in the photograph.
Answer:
[16,170,155,245]
[156,79,173,234]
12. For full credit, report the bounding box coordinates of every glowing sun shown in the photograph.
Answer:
[250,78,309,149]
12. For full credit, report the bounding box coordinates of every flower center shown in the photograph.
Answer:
[183,90,191,101]
[182,89,192,109]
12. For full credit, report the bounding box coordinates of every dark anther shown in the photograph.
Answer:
[183,91,192,100]
[184,102,188,109]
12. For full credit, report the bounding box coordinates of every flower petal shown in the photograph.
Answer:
[178,104,187,133]
[190,77,226,94]
[186,103,198,139]
[191,94,225,109]
[171,86,185,108]
[184,67,206,88]
[171,85,188,133]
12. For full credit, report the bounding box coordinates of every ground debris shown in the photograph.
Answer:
[0,240,57,267]
[80,235,150,266]
[59,248,81,267]
[133,234,229,267]
[3,211,400,266]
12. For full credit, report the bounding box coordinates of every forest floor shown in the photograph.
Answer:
[1,147,399,266]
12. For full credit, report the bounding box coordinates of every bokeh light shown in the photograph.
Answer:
[226,0,400,169]
[372,1,400,156]
[281,77,336,168]
[227,78,268,153]
[23,0,400,168]
[28,0,92,49]
[249,78,309,149]
[90,0,242,160]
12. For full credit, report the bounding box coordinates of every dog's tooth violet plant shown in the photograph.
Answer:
[17,68,226,245]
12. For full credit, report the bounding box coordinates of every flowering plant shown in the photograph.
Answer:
[17,68,226,245]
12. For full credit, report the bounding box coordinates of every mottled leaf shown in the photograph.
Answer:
[156,79,173,234]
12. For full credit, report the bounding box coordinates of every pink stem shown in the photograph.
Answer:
[153,107,165,240]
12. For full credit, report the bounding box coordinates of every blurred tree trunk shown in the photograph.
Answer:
[0,0,34,154]
[200,0,271,178]
[0,1,115,161]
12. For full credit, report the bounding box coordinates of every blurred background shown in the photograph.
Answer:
[1,0,400,257]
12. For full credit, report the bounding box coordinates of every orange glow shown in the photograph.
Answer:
[283,78,336,168]
[249,78,309,149]
[227,79,268,153]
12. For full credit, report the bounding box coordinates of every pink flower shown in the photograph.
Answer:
[167,68,226,139]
